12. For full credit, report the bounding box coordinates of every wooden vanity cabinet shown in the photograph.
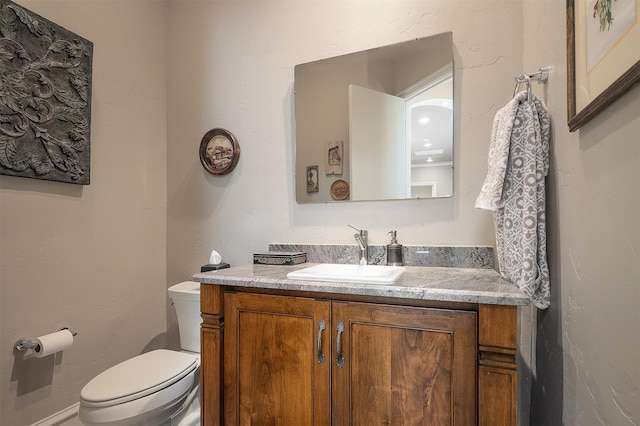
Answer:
[200,285,516,426]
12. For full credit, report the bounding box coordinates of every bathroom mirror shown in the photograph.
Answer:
[294,32,453,203]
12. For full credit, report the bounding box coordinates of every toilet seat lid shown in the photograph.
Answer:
[81,349,198,405]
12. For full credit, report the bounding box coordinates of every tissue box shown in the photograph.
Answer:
[253,251,307,266]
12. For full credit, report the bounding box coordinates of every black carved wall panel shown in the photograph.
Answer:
[0,0,93,185]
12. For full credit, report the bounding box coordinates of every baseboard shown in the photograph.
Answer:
[30,403,79,426]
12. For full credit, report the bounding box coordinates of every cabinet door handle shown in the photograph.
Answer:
[336,320,345,368]
[317,318,326,365]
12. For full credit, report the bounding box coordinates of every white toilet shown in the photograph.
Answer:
[78,281,202,426]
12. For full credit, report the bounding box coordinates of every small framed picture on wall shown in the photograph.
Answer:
[306,165,319,193]
[199,128,241,176]
[325,140,343,175]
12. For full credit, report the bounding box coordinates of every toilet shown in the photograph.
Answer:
[78,281,202,426]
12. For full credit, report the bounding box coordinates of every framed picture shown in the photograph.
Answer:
[325,140,343,175]
[199,128,240,176]
[567,0,640,132]
[306,165,319,193]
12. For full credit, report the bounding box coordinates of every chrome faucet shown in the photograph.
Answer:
[348,225,368,265]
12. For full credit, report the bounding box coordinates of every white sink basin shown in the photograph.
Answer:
[287,263,405,284]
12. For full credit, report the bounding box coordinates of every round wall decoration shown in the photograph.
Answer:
[330,179,350,200]
[199,128,240,176]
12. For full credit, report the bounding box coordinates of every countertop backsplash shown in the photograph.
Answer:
[269,244,494,269]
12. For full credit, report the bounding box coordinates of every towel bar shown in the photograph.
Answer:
[513,67,550,100]
[515,67,549,85]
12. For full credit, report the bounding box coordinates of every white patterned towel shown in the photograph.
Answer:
[476,91,551,309]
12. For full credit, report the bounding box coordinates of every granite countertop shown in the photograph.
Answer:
[192,263,529,306]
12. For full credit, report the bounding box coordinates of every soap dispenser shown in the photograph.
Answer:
[386,230,404,266]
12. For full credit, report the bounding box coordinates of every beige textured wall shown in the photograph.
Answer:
[0,1,168,424]
[166,0,523,276]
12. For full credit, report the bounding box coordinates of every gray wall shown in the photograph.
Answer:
[0,1,168,425]
[524,2,640,424]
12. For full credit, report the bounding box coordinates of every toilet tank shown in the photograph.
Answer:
[168,281,202,353]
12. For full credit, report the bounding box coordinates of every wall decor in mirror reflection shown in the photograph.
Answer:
[294,32,453,203]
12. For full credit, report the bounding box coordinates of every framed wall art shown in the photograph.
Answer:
[567,0,640,132]
[199,128,240,176]
[330,179,349,201]
[306,165,319,193]
[0,0,93,184]
[325,140,343,175]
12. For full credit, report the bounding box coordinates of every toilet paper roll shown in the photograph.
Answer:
[209,249,222,265]
[33,329,74,358]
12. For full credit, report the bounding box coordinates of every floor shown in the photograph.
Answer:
[59,416,82,426]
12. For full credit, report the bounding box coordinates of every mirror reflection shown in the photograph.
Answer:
[295,32,453,203]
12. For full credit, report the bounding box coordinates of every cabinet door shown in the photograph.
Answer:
[331,301,477,426]
[224,292,331,425]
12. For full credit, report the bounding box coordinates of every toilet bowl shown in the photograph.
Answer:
[79,281,202,426]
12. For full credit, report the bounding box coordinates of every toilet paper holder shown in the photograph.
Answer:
[14,327,77,352]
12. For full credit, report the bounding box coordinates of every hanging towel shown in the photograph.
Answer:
[476,91,551,309]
